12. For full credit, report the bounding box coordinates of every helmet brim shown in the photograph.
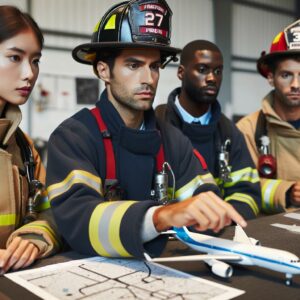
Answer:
[72,42,181,65]
[257,50,300,78]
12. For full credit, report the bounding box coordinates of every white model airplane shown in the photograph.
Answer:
[145,226,300,285]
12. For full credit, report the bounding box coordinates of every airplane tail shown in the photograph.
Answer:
[233,225,260,246]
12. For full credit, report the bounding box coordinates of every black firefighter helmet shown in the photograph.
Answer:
[72,0,181,66]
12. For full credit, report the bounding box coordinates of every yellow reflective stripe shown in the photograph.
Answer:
[36,195,51,211]
[21,223,61,248]
[104,14,116,30]
[93,20,101,32]
[201,173,216,184]
[225,193,259,216]
[0,214,16,226]
[273,31,283,44]
[215,177,222,186]
[262,179,281,213]
[175,175,204,201]
[89,202,112,256]
[89,201,136,257]
[108,202,135,257]
[47,170,102,201]
[222,167,259,188]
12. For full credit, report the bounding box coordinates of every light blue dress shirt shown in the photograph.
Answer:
[175,96,211,125]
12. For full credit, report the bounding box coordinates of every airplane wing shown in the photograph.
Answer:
[144,253,242,263]
[271,223,300,233]
[161,230,176,235]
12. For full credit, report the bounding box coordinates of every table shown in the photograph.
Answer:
[1,211,300,299]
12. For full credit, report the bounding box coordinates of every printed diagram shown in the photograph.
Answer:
[6,257,244,300]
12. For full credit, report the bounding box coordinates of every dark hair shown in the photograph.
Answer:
[92,48,167,76]
[93,49,122,73]
[180,40,222,66]
[268,54,300,74]
[0,5,44,48]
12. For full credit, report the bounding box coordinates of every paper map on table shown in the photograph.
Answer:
[6,256,244,300]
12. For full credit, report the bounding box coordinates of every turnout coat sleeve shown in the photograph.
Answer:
[6,133,62,257]
[237,110,295,213]
[218,123,261,219]
[46,110,220,259]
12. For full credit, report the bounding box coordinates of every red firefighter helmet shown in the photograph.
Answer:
[257,19,300,77]
[72,0,180,66]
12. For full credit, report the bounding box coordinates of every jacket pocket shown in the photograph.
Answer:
[0,149,17,245]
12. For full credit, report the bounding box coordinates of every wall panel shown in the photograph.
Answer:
[237,0,295,10]
[0,0,27,10]
[232,72,270,116]
[231,3,295,116]
[233,4,294,58]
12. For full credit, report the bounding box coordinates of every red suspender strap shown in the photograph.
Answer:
[156,144,165,172]
[91,107,165,179]
[193,149,208,171]
[91,107,116,180]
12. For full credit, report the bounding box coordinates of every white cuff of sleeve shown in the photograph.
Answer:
[141,206,161,243]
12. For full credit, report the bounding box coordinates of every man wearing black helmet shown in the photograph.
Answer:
[46,0,246,259]
[237,20,300,213]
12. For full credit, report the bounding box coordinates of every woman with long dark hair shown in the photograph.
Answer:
[0,5,61,273]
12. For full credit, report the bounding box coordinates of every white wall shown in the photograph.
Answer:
[0,0,27,10]
[231,2,295,115]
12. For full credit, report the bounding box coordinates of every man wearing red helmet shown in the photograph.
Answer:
[46,0,246,259]
[237,20,300,214]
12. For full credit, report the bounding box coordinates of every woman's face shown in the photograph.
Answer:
[0,29,41,106]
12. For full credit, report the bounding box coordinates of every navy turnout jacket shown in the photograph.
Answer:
[46,90,220,258]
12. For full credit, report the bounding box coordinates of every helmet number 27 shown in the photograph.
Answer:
[145,12,163,27]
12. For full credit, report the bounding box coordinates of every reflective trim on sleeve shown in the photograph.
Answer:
[89,201,136,257]
[20,222,61,249]
[225,193,260,216]
[262,179,282,213]
[201,173,217,185]
[175,174,216,201]
[0,214,16,226]
[47,170,103,201]
[222,167,259,188]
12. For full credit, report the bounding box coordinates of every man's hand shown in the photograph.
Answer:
[0,237,39,274]
[153,191,247,232]
[290,181,300,206]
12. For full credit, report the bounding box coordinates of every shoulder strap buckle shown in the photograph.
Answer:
[101,130,111,138]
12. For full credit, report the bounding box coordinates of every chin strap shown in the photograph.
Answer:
[161,55,179,69]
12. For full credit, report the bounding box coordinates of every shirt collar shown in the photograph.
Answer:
[175,95,211,125]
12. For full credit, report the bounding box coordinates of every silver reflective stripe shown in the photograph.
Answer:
[48,170,102,201]
[263,180,278,212]
[97,201,123,256]
[224,167,259,188]
[176,176,204,201]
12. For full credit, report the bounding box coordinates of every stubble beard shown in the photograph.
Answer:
[111,84,154,112]
[276,90,300,108]
[185,81,217,105]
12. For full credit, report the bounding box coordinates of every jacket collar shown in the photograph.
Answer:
[167,87,222,141]
[96,89,161,155]
[262,91,298,130]
[0,103,22,146]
